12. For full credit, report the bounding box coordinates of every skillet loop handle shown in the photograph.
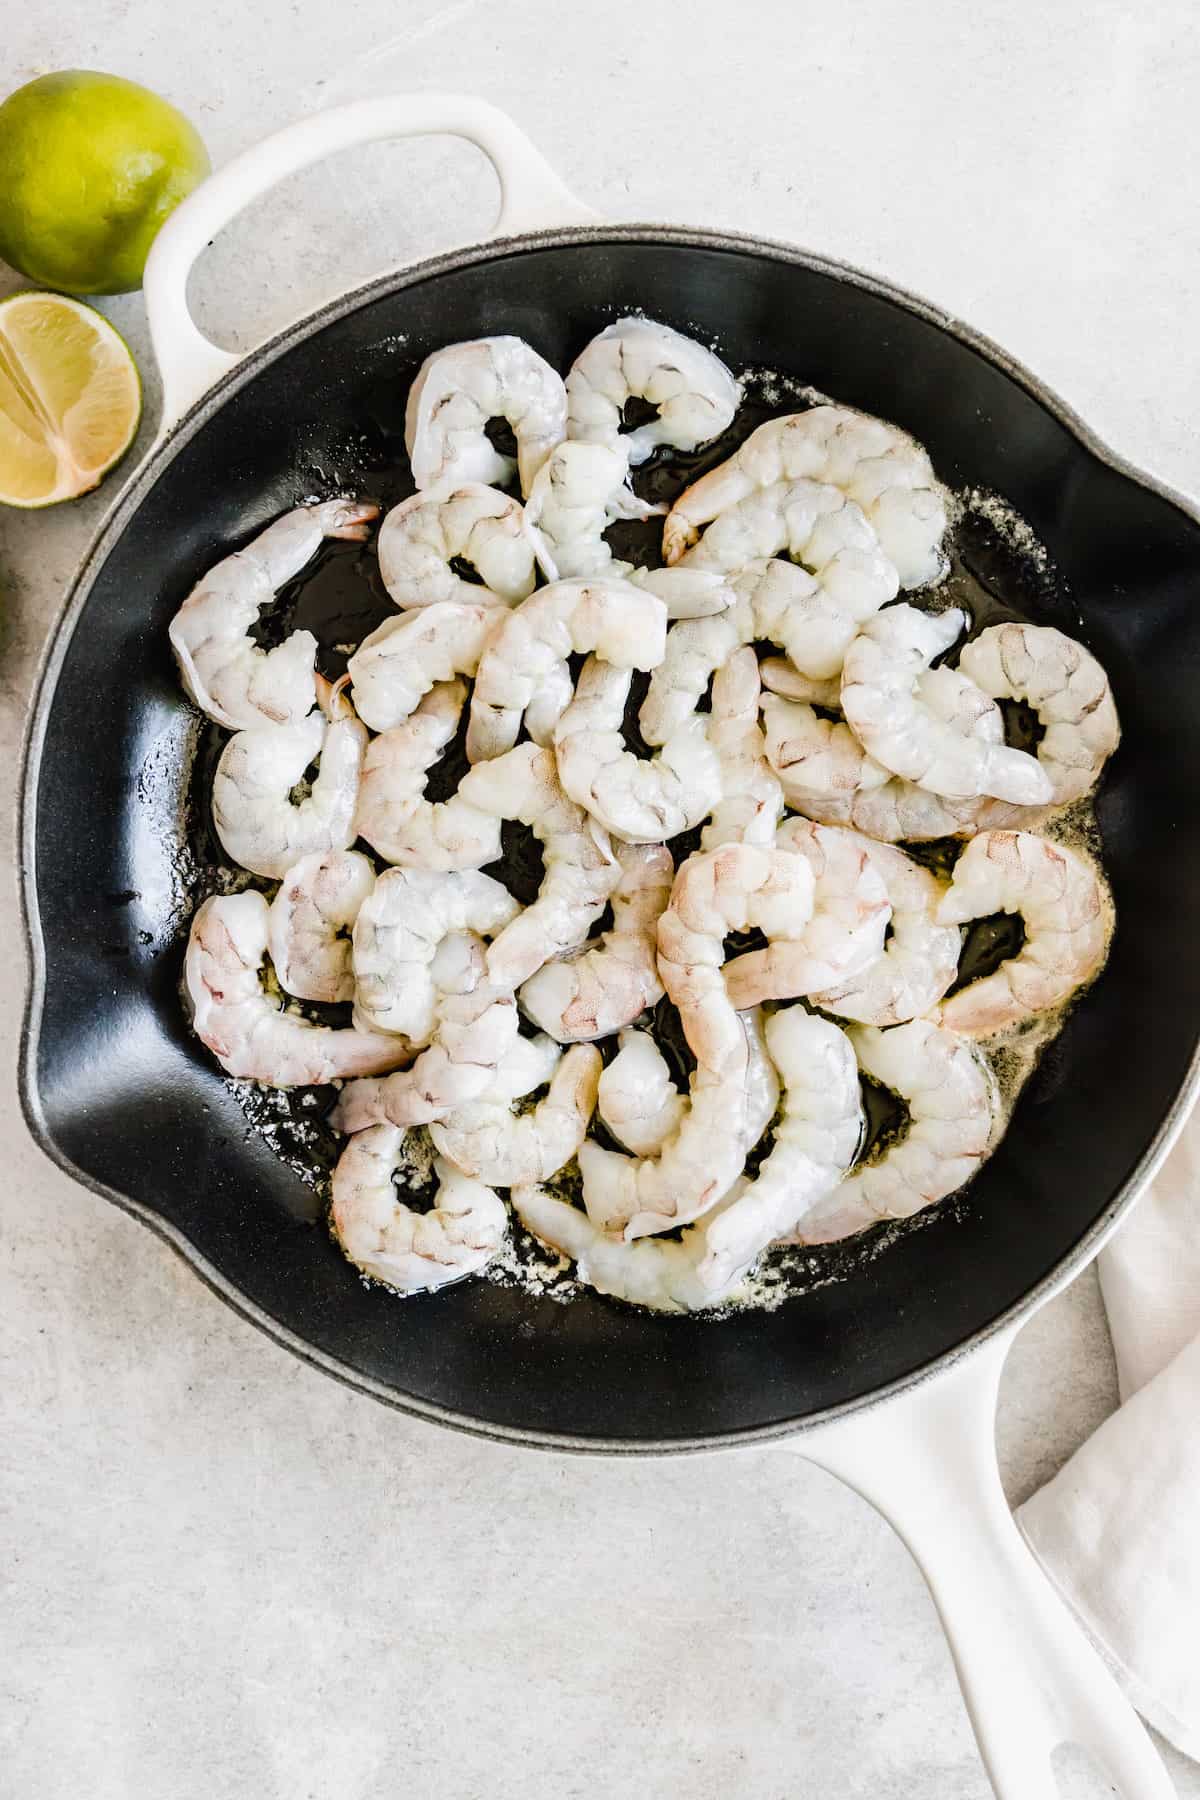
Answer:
[796,1332,1176,1800]
[143,93,599,430]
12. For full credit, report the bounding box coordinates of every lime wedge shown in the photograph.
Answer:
[0,291,142,507]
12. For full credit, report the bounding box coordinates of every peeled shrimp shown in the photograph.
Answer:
[841,605,1052,804]
[517,1009,859,1311]
[578,1021,754,1241]
[759,655,842,710]
[565,317,741,464]
[211,678,367,880]
[636,548,892,756]
[957,622,1120,806]
[351,866,520,1040]
[334,978,520,1130]
[638,607,751,747]
[332,1126,507,1293]
[657,843,815,1066]
[352,678,500,872]
[937,830,1109,1037]
[466,577,666,762]
[792,1020,998,1244]
[429,1043,601,1186]
[347,600,498,734]
[518,843,672,1041]
[580,848,811,1240]
[762,670,1002,840]
[700,1008,863,1286]
[169,499,377,731]
[723,818,891,1007]
[627,566,734,620]
[663,405,948,588]
[185,892,408,1086]
[811,838,961,1025]
[680,483,900,664]
[595,1029,687,1156]
[377,483,536,610]
[700,648,783,850]
[456,742,621,987]
[554,656,723,843]
[512,1181,727,1310]
[405,336,567,495]
[595,1007,781,1163]
[266,848,375,1003]
[523,440,664,582]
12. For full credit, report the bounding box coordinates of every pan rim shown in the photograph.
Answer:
[17,220,1200,1453]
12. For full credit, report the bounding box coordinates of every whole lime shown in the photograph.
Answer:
[0,71,210,295]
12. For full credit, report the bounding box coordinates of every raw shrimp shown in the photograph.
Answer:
[405,336,567,495]
[700,648,783,850]
[811,837,961,1025]
[679,483,899,668]
[211,677,367,880]
[466,576,666,762]
[658,843,814,1064]
[523,440,664,582]
[628,566,734,619]
[518,843,672,1041]
[592,1008,780,1163]
[791,1020,998,1244]
[937,830,1109,1036]
[266,848,375,1003]
[565,316,741,464]
[513,1181,727,1311]
[759,656,841,710]
[353,679,502,872]
[169,499,378,731]
[762,669,1004,839]
[957,622,1121,805]
[517,1009,859,1311]
[429,1043,602,1185]
[595,1029,687,1156]
[347,601,498,734]
[554,656,723,843]
[351,866,520,1040]
[333,978,521,1129]
[663,405,948,587]
[185,892,408,1086]
[746,552,896,683]
[580,848,812,1240]
[840,605,1053,803]
[638,606,751,747]
[701,1008,863,1286]
[637,547,893,750]
[456,742,621,987]
[723,818,891,1007]
[376,483,536,609]
[332,1126,507,1293]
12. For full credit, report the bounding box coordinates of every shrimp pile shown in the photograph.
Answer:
[172,319,1120,1311]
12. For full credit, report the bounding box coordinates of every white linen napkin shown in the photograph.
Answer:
[1017,1107,1200,1760]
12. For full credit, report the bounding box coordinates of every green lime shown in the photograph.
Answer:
[0,71,210,295]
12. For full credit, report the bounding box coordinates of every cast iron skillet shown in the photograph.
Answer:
[19,98,1199,1797]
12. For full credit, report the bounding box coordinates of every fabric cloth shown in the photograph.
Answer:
[1018,1107,1200,1760]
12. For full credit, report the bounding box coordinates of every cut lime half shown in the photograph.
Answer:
[0,291,142,507]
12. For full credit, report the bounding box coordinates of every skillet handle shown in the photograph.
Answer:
[143,93,598,429]
[793,1329,1176,1799]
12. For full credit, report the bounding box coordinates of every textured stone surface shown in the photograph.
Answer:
[2,4,1198,1794]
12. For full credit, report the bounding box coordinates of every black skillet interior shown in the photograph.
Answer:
[22,232,1200,1447]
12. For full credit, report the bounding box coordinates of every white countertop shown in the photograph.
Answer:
[3,4,1198,1795]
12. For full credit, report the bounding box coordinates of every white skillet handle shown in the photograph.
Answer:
[797,1329,1175,1799]
[143,93,599,429]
